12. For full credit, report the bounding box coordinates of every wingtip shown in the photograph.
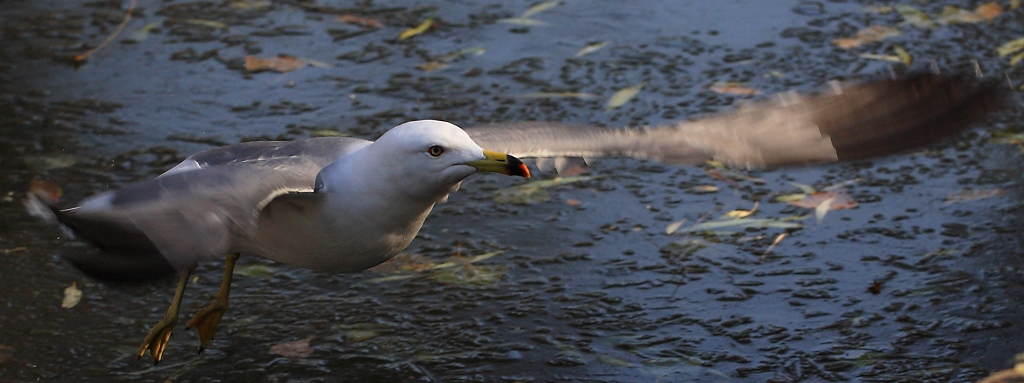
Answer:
[825,72,1007,162]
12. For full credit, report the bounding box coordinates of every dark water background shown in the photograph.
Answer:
[2,0,1024,382]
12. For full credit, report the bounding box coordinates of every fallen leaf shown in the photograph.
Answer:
[688,185,719,194]
[565,198,582,206]
[833,25,902,49]
[61,282,82,309]
[725,209,755,219]
[521,1,562,18]
[813,197,834,222]
[997,36,1024,58]
[762,233,787,256]
[864,5,893,14]
[183,19,228,30]
[370,252,438,273]
[234,264,276,278]
[1012,51,1024,67]
[1014,0,1022,10]
[975,2,1004,21]
[665,219,687,235]
[724,202,759,219]
[129,22,161,42]
[494,176,592,204]
[497,17,548,26]
[936,5,984,24]
[895,6,935,28]
[418,46,485,72]
[945,189,1004,205]
[270,337,314,358]
[24,154,79,171]
[511,92,598,99]
[244,55,306,73]
[597,354,635,367]
[230,0,271,10]
[30,178,63,203]
[858,53,903,63]
[398,17,433,41]
[364,274,416,283]
[605,82,645,110]
[709,82,761,95]
[575,41,609,57]
[893,45,913,65]
[337,13,383,28]
[684,218,803,232]
[346,329,379,343]
[787,189,857,210]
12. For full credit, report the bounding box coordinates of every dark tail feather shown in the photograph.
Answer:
[817,73,1005,161]
[27,192,177,282]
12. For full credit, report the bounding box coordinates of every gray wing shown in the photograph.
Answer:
[465,74,1002,170]
[58,136,370,271]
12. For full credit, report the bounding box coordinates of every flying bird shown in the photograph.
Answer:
[27,73,1002,363]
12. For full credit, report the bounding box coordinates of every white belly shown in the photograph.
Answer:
[250,195,432,273]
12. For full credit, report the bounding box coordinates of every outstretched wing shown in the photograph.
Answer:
[465,74,1002,171]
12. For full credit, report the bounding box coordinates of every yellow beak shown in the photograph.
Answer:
[468,150,531,178]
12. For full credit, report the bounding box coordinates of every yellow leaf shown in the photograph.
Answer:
[61,282,82,309]
[1013,0,1022,10]
[604,82,645,110]
[1012,51,1024,66]
[998,36,1024,57]
[512,92,598,99]
[936,6,983,24]
[183,19,228,29]
[895,6,935,28]
[575,41,609,57]
[858,53,902,62]
[244,55,306,73]
[725,209,755,219]
[893,45,913,65]
[521,1,562,18]
[833,25,902,49]
[709,82,761,95]
[398,17,433,41]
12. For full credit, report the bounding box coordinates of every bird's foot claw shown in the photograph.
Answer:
[186,297,227,352]
[138,316,177,364]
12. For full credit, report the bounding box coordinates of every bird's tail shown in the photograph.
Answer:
[25,181,177,282]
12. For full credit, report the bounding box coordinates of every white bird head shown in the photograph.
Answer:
[323,120,529,203]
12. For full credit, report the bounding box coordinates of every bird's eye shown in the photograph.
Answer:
[428,145,445,157]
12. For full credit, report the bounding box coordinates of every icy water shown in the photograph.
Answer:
[1,0,1023,382]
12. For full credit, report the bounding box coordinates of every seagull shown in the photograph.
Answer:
[27,73,1002,364]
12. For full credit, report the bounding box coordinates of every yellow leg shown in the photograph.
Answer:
[138,269,191,364]
[186,253,240,353]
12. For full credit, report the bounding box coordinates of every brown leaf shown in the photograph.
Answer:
[337,14,383,28]
[565,198,582,206]
[244,55,306,73]
[975,2,1004,21]
[30,178,63,204]
[833,25,902,49]
[270,337,314,358]
[709,82,761,95]
[788,189,857,210]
